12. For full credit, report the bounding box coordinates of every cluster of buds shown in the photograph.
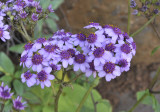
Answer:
[0,0,54,42]
[20,22,136,89]
[0,82,27,110]
[131,0,160,16]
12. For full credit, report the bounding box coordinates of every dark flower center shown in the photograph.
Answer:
[32,54,43,65]
[89,61,95,71]
[16,0,25,7]
[24,42,33,50]
[61,37,70,41]
[113,27,122,34]
[75,54,86,64]
[24,71,32,80]
[50,64,58,71]
[15,101,23,108]
[123,32,129,39]
[77,33,86,41]
[121,44,131,54]
[20,54,28,63]
[67,49,75,57]
[105,43,116,52]
[36,38,46,43]
[37,70,47,82]
[103,62,115,73]
[60,51,71,60]
[87,33,97,43]
[44,45,57,53]
[118,59,128,67]
[93,47,104,58]
[1,90,10,97]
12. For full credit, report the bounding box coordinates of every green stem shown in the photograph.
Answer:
[128,93,148,112]
[75,77,99,112]
[128,67,160,112]
[54,69,66,112]
[127,0,131,35]
[130,15,156,37]
[20,21,31,41]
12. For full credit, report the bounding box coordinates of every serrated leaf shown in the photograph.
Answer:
[151,46,160,56]
[45,18,57,32]
[13,80,24,96]
[50,0,64,10]
[0,52,15,75]
[9,44,25,54]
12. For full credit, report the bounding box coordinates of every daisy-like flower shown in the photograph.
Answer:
[49,60,61,71]
[73,53,89,72]
[38,44,59,60]
[13,96,27,110]
[32,37,48,51]
[0,22,10,42]
[84,22,102,30]
[21,41,34,57]
[126,37,136,56]
[85,61,97,78]
[21,71,36,87]
[117,58,131,72]
[25,53,48,72]
[0,83,13,100]
[96,58,121,81]
[31,13,38,21]
[60,49,74,68]
[86,31,105,49]
[115,40,133,61]
[19,11,28,19]
[20,54,28,67]
[36,67,55,89]
[88,47,113,66]
[36,6,43,13]
[72,33,87,47]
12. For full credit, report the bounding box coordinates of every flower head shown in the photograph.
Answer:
[13,96,27,110]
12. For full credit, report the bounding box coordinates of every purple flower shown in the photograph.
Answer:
[21,42,34,57]
[36,67,55,89]
[0,82,13,100]
[117,58,130,72]
[141,5,148,12]
[85,61,97,78]
[96,58,121,81]
[153,9,159,14]
[13,96,27,110]
[47,4,54,12]
[49,61,61,71]
[73,33,87,47]
[32,37,47,51]
[130,0,136,8]
[132,9,138,15]
[36,6,43,13]
[73,53,89,72]
[19,11,28,18]
[31,13,38,21]
[84,22,102,29]
[88,47,113,66]
[21,71,36,87]
[0,23,10,42]
[20,54,28,67]
[60,49,74,68]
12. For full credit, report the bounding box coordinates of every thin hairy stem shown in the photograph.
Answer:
[54,69,66,112]
[127,0,131,35]
[130,15,156,37]
[128,67,160,112]
[76,77,99,112]
[20,21,31,41]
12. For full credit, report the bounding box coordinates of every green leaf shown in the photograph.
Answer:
[0,75,12,84]
[14,70,23,78]
[136,90,152,105]
[39,0,50,9]
[22,92,41,104]
[151,46,160,56]
[48,13,59,21]
[50,0,64,10]
[59,84,112,112]
[0,52,15,75]
[3,100,12,112]
[42,106,54,112]
[9,44,25,54]
[13,80,24,96]
[45,18,57,32]
[34,19,44,39]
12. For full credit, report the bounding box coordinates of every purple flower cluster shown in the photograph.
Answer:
[0,0,54,42]
[0,82,26,110]
[130,0,160,16]
[20,22,136,87]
